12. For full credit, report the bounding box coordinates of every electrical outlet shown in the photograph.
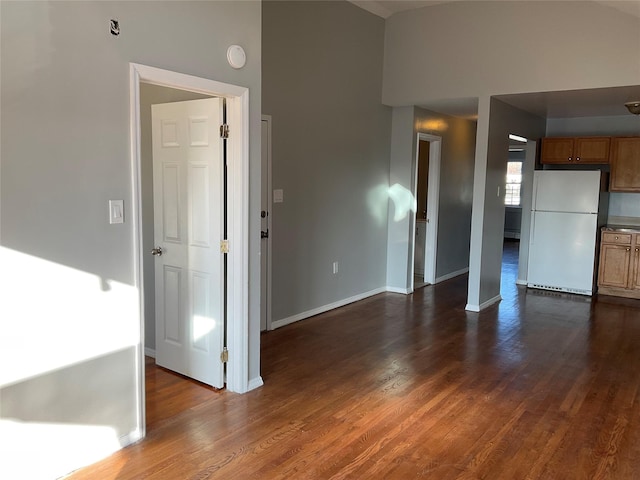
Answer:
[332,261,339,274]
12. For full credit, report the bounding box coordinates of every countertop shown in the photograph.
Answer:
[603,225,640,233]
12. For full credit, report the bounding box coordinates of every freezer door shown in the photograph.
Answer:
[532,170,601,213]
[527,211,598,294]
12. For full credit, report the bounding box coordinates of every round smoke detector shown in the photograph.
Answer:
[227,45,246,69]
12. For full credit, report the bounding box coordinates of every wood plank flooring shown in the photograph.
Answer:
[67,241,640,479]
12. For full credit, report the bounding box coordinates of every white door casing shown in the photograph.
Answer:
[129,63,252,441]
[131,63,253,443]
[260,116,272,331]
[151,98,224,388]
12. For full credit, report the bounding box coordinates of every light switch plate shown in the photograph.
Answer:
[273,189,284,203]
[109,200,124,224]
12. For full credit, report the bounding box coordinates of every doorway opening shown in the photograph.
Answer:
[410,133,441,291]
[501,134,536,294]
[130,63,251,438]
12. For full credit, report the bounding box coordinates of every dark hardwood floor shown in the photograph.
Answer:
[68,241,640,479]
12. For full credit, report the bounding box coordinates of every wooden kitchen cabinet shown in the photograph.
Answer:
[610,137,640,192]
[540,136,610,165]
[598,230,640,299]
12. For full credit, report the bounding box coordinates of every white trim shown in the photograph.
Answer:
[435,267,469,284]
[248,376,264,391]
[271,287,386,330]
[144,347,156,358]
[130,65,252,438]
[119,428,143,448]
[423,135,441,285]
[225,80,251,393]
[386,286,412,295]
[516,139,537,285]
[129,66,146,443]
[516,279,527,286]
[465,294,502,312]
[261,115,273,332]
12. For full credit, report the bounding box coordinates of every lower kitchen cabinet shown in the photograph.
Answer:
[598,230,640,299]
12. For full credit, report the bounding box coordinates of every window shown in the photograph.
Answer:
[505,161,522,206]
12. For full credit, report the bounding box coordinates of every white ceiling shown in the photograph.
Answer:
[350,0,640,119]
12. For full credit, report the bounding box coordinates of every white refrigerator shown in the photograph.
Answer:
[527,170,608,296]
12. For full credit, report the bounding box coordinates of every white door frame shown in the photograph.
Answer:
[516,139,537,285]
[410,133,441,288]
[130,63,250,436]
[260,115,272,331]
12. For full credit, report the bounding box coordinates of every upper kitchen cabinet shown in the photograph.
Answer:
[540,136,610,165]
[610,137,640,192]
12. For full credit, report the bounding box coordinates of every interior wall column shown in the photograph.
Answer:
[466,96,491,311]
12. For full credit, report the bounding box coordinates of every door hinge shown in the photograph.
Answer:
[220,239,229,253]
[220,347,229,363]
[220,124,229,139]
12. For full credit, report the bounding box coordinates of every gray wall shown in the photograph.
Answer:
[262,1,391,322]
[546,115,640,221]
[386,107,415,289]
[139,85,211,351]
[546,115,640,137]
[468,98,546,309]
[0,1,261,478]
[386,106,476,291]
[383,1,640,106]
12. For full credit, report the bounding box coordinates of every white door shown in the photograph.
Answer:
[151,98,224,388]
[260,117,272,331]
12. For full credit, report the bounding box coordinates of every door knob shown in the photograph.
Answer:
[151,247,163,256]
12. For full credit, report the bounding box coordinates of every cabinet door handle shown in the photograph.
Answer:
[626,247,631,251]
[615,236,619,240]
[576,157,580,162]
[568,157,572,162]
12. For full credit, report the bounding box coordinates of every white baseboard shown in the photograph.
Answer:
[248,376,264,391]
[271,287,386,330]
[144,347,156,358]
[119,428,143,447]
[516,279,527,286]
[465,294,502,312]
[386,286,411,294]
[435,267,469,284]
